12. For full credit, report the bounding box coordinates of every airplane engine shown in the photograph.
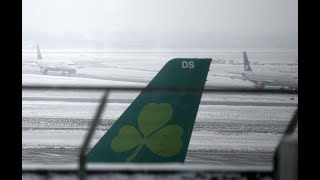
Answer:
[40,68,48,75]
[253,81,265,89]
[68,69,77,74]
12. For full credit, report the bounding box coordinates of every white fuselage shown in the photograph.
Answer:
[37,59,77,74]
[242,71,298,90]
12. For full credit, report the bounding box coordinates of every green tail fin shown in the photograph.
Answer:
[87,58,212,163]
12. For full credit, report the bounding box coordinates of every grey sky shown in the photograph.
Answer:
[23,0,297,49]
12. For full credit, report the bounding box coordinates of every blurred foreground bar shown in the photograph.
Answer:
[276,134,298,180]
[22,164,273,180]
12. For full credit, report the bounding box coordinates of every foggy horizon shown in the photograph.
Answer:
[23,0,297,49]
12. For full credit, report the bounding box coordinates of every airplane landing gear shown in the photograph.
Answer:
[68,69,76,76]
[61,71,72,76]
[253,82,265,89]
[41,68,48,75]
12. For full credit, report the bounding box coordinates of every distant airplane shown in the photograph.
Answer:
[215,52,298,90]
[87,58,211,163]
[36,44,77,76]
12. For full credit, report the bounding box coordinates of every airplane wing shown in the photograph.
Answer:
[213,73,275,85]
[213,73,248,81]
[225,71,243,75]
[249,78,274,85]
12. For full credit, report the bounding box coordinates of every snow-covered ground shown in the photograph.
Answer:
[22,99,296,166]
[22,49,298,167]
[23,74,147,86]
[22,129,281,152]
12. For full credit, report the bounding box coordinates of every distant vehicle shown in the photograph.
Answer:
[36,44,77,76]
[216,52,298,90]
[87,58,211,163]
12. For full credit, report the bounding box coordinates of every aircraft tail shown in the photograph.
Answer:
[87,58,211,163]
[243,51,252,71]
[37,44,42,60]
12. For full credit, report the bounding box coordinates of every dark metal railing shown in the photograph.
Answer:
[22,85,298,94]
[78,91,109,180]
[22,85,298,180]
[273,110,298,180]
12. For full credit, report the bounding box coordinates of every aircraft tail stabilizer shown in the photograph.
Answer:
[87,58,212,163]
